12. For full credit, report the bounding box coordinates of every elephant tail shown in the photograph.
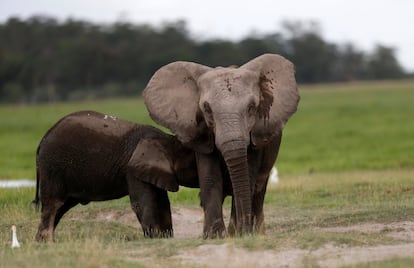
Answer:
[31,146,40,212]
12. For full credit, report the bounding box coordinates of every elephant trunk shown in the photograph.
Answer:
[221,140,252,235]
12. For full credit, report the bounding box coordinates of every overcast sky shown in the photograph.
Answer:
[1,0,413,71]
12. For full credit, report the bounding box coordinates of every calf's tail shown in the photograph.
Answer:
[31,146,40,212]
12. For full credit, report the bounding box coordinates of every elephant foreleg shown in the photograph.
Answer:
[196,151,226,239]
[227,198,237,236]
[128,178,173,238]
[252,178,268,234]
[249,133,282,234]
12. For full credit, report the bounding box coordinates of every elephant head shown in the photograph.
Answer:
[143,54,299,234]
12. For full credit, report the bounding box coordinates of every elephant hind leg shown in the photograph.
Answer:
[128,179,173,238]
[35,199,65,242]
[54,198,79,229]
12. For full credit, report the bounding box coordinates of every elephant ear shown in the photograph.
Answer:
[143,62,214,153]
[127,139,179,192]
[242,54,299,147]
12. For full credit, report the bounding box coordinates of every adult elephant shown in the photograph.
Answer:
[143,54,299,238]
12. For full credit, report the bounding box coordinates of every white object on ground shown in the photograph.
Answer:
[0,179,35,188]
[269,167,279,185]
[11,225,21,248]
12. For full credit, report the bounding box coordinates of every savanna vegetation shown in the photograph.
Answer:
[1,80,414,267]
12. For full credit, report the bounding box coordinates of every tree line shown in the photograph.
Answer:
[0,16,407,103]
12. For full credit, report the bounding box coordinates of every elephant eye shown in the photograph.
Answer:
[248,102,256,115]
[203,102,212,114]
[203,102,214,127]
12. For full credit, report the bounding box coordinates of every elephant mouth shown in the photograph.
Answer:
[249,132,258,148]
[184,130,215,154]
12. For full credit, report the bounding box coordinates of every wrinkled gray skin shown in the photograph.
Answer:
[33,111,198,242]
[143,54,299,238]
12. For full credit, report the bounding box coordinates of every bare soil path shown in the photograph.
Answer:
[70,206,414,267]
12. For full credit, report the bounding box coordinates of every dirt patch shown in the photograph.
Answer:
[68,207,414,267]
[173,242,414,268]
[68,206,205,238]
[316,221,414,242]
[171,218,414,267]
[313,243,414,267]
[173,243,306,268]
[171,207,204,238]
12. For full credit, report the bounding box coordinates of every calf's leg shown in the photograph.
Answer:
[54,198,79,229]
[128,178,173,238]
[35,199,64,242]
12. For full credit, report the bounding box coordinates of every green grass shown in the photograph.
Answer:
[0,98,156,178]
[1,169,414,267]
[279,80,414,174]
[1,80,414,178]
[1,80,414,267]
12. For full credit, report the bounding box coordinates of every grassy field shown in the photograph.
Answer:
[1,80,413,179]
[0,98,156,179]
[1,80,414,267]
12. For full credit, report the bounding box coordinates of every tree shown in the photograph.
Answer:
[0,16,408,103]
[367,45,404,80]
[286,29,338,83]
[333,43,368,81]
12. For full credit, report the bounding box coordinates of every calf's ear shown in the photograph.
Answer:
[127,139,179,192]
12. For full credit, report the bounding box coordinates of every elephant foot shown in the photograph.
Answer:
[35,229,54,243]
[253,212,265,235]
[203,219,226,239]
[227,221,236,237]
[227,220,256,237]
[254,222,266,235]
[143,227,173,238]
